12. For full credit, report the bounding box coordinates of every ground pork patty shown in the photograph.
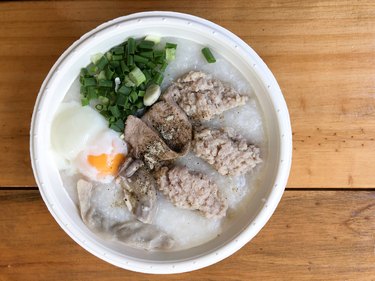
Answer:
[155,166,228,219]
[163,71,248,121]
[192,127,262,176]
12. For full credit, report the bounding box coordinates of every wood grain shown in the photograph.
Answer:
[1,1,375,187]
[1,189,375,280]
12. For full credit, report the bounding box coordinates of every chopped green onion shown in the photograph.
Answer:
[80,68,88,77]
[127,37,136,54]
[97,70,106,81]
[124,75,135,87]
[84,77,96,87]
[95,104,104,111]
[153,50,164,58]
[81,97,89,106]
[118,85,131,95]
[127,55,134,67]
[165,48,176,62]
[120,61,129,73]
[165,42,177,49]
[153,72,164,85]
[129,90,138,103]
[160,61,168,72]
[105,52,112,61]
[139,51,153,59]
[90,53,103,64]
[95,55,109,70]
[80,37,178,132]
[143,69,151,83]
[135,100,144,109]
[146,61,157,69]
[109,119,124,132]
[112,54,123,61]
[87,63,98,75]
[80,85,87,95]
[129,67,146,86]
[116,94,127,107]
[134,55,149,64]
[201,47,216,63]
[138,40,154,49]
[112,46,124,55]
[105,67,115,80]
[144,34,161,44]
[98,80,113,88]
[87,87,98,100]
[99,96,110,105]
[109,105,121,118]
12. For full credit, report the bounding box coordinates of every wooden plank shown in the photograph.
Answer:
[1,1,375,187]
[1,190,375,280]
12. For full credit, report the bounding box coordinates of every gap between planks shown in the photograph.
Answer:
[1,187,375,191]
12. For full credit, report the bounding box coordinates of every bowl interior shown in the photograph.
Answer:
[31,12,291,273]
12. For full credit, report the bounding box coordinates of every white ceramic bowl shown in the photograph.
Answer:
[30,11,292,274]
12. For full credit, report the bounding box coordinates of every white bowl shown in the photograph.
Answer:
[30,11,292,274]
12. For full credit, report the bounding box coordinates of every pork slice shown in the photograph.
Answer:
[76,179,174,250]
[141,101,192,156]
[163,71,248,121]
[155,166,228,219]
[192,127,262,176]
[124,115,179,169]
[117,160,157,224]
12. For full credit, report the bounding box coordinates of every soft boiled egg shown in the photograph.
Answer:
[51,101,127,183]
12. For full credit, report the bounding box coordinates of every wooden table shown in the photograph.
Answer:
[1,1,375,280]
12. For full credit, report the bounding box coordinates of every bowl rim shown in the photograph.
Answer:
[30,11,292,274]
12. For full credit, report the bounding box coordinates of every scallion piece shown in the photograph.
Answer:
[127,55,134,67]
[109,105,121,118]
[144,34,161,44]
[98,80,113,88]
[110,60,120,67]
[95,104,104,111]
[120,61,129,73]
[95,55,109,70]
[124,75,135,87]
[153,72,164,85]
[105,67,115,80]
[113,46,124,55]
[139,51,153,59]
[112,54,123,61]
[160,61,168,72]
[146,61,157,69]
[97,70,106,81]
[138,40,155,49]
[109,119,124,132]
[127,37,136,54]
[81,97,89,106]
[84,77,96,87]
[134,55,149,64]
[99,96,110,105]
[87,87,98,100]
[153,50,164,58]
[165,42,177,49]
[165,48,176,62]
[90,53,103,64]
[118,85,131,95]
[116,94,127,107]
[129,67,146,86]
[129,90,138,103]
[201,47,216,63]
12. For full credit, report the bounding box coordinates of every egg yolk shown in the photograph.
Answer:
[87,153,125,176]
